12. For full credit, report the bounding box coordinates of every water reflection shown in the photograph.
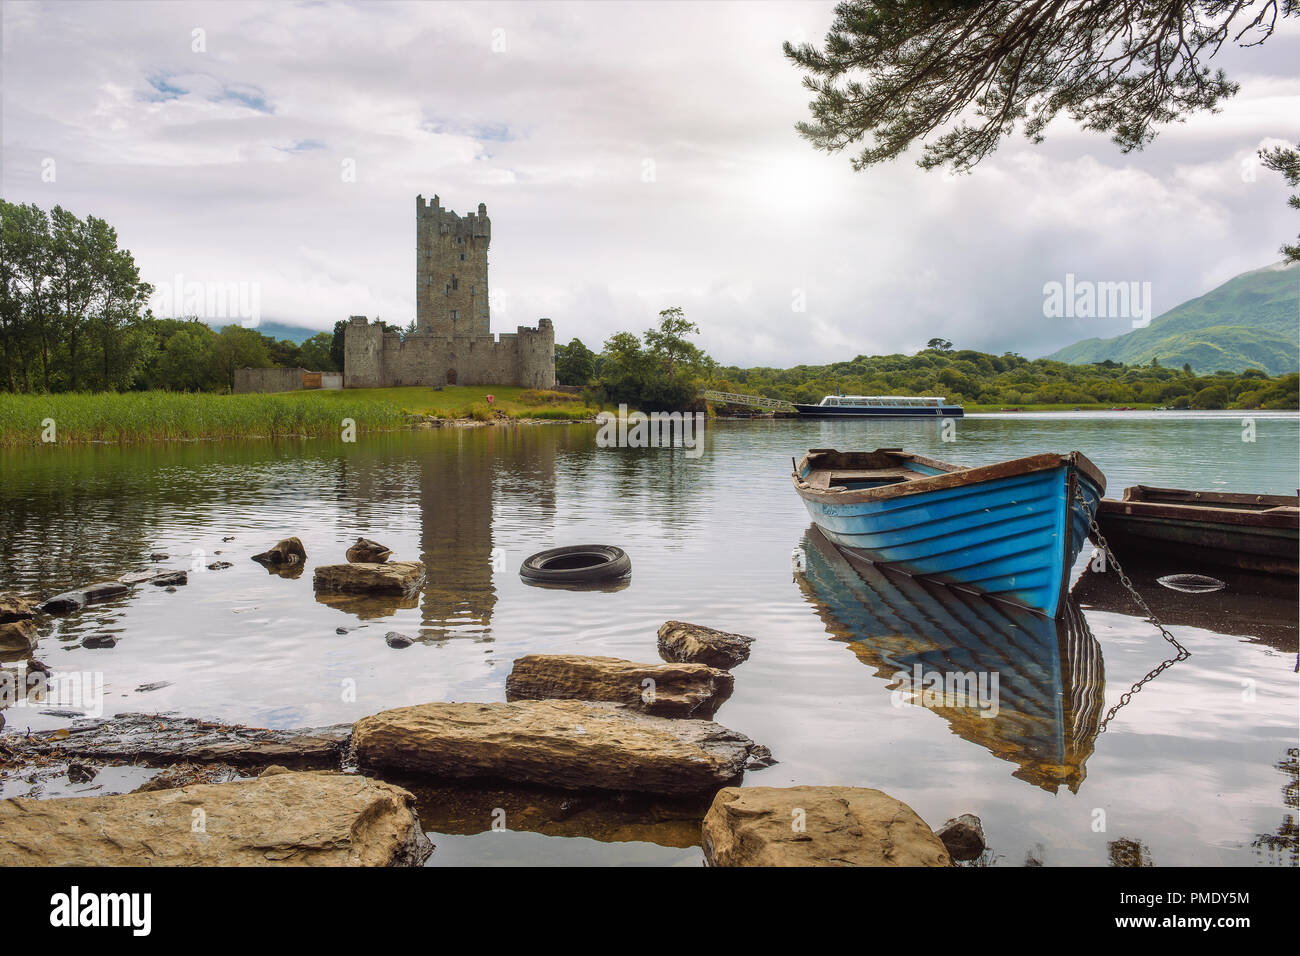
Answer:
[796,524,1105,793]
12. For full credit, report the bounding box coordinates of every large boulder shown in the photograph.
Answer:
[701,786,952,867]
[314,561,425,595]
[346,538,393,563]
[251,536,307,567]
[0,771,432,866]
[354,700,756,796]
[506,654,733,718]
[658,621,754,670]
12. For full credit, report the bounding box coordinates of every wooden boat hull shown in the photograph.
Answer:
[1097,486,1299,576]
[793,449,1105,618]
[796,524,1105,793]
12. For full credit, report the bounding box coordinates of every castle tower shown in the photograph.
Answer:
[415,194,490,336]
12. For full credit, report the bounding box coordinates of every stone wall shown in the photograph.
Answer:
[343,315,555,388]
[234,367,309,394]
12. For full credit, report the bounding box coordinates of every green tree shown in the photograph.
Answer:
[555,337,597,386]
[299,331,337,372]
[209,324,271,392]
[4,202,57,390]
[157,325,217,391]
[330,319,348,371]
[786,2,1295,248]
[1259,143,1300,262]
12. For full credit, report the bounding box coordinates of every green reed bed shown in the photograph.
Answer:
[0,391,410,445]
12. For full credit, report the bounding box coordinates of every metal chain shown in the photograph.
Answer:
[1073,483,1190,734]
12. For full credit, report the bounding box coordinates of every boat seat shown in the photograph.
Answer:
[807,469,917,489]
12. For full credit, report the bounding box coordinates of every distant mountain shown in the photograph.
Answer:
[205,320,329,344]
[1045,261,1299,374]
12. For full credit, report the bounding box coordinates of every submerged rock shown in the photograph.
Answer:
[134,762,244,792]
[935,813,986,862]
[81,634,118,649]
[6,713,352,769]
[0,771,433,866]
[66,762,97,783]
[505,654,734,718]
[384,631,415,648]
[702,786,952,867]
[39,581,130,615]
[251,536,307,568]
[149,570,188,587]
[0,619,37,652]
[207,561,233,571]
[354,699,757,796]
[0,594,36,624]
[657,621,754,670]
[744,744,778,770]
[314,561,425,595]
[347,538,394,563]
[119,570,165,585]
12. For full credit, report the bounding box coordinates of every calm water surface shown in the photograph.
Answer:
[1,411,1296,866]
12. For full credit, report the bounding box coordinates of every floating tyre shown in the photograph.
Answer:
[1157,573,1226,593]
[519,545,630,584]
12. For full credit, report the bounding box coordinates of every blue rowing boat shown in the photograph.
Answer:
[792,448,1106,618]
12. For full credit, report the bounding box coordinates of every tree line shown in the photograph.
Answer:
[556,327,1297,411]
[0,200,339,393]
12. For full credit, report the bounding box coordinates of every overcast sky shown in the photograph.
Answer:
[3,0,1298,366]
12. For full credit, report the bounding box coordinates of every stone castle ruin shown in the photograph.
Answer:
[343,194,555,389]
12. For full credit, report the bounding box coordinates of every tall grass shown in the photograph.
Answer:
[0,391,410,446]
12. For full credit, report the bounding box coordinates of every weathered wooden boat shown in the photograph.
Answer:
[792,448,1105,618]
[1097,486,1299,576]
[796,525,1105,793]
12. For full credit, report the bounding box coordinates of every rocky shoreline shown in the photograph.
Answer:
[1,542,988,867]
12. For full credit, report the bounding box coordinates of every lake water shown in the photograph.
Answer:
[1,411,1296,867]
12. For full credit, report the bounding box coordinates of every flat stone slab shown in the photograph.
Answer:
[658,621,754,669]
[702,786,952,867]
[314,561,425,595]
[0,770,432,866]
[2,713,352,768]
[506,654,733,718]
[39,581,131,615]
[354,700,756,795]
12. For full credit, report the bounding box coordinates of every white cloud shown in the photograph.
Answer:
[3,0,1298,365]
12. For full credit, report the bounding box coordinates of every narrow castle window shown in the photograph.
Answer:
[459,253,466,261]
[451,276,459,291]
[450,310,458,322]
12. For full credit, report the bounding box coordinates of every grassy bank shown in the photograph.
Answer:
[0,386,598,446]
[0,391,411,445]
[302,385,599,421]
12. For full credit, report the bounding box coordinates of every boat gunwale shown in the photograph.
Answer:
[1099,497,1300,530]
[792,448,1106,504]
